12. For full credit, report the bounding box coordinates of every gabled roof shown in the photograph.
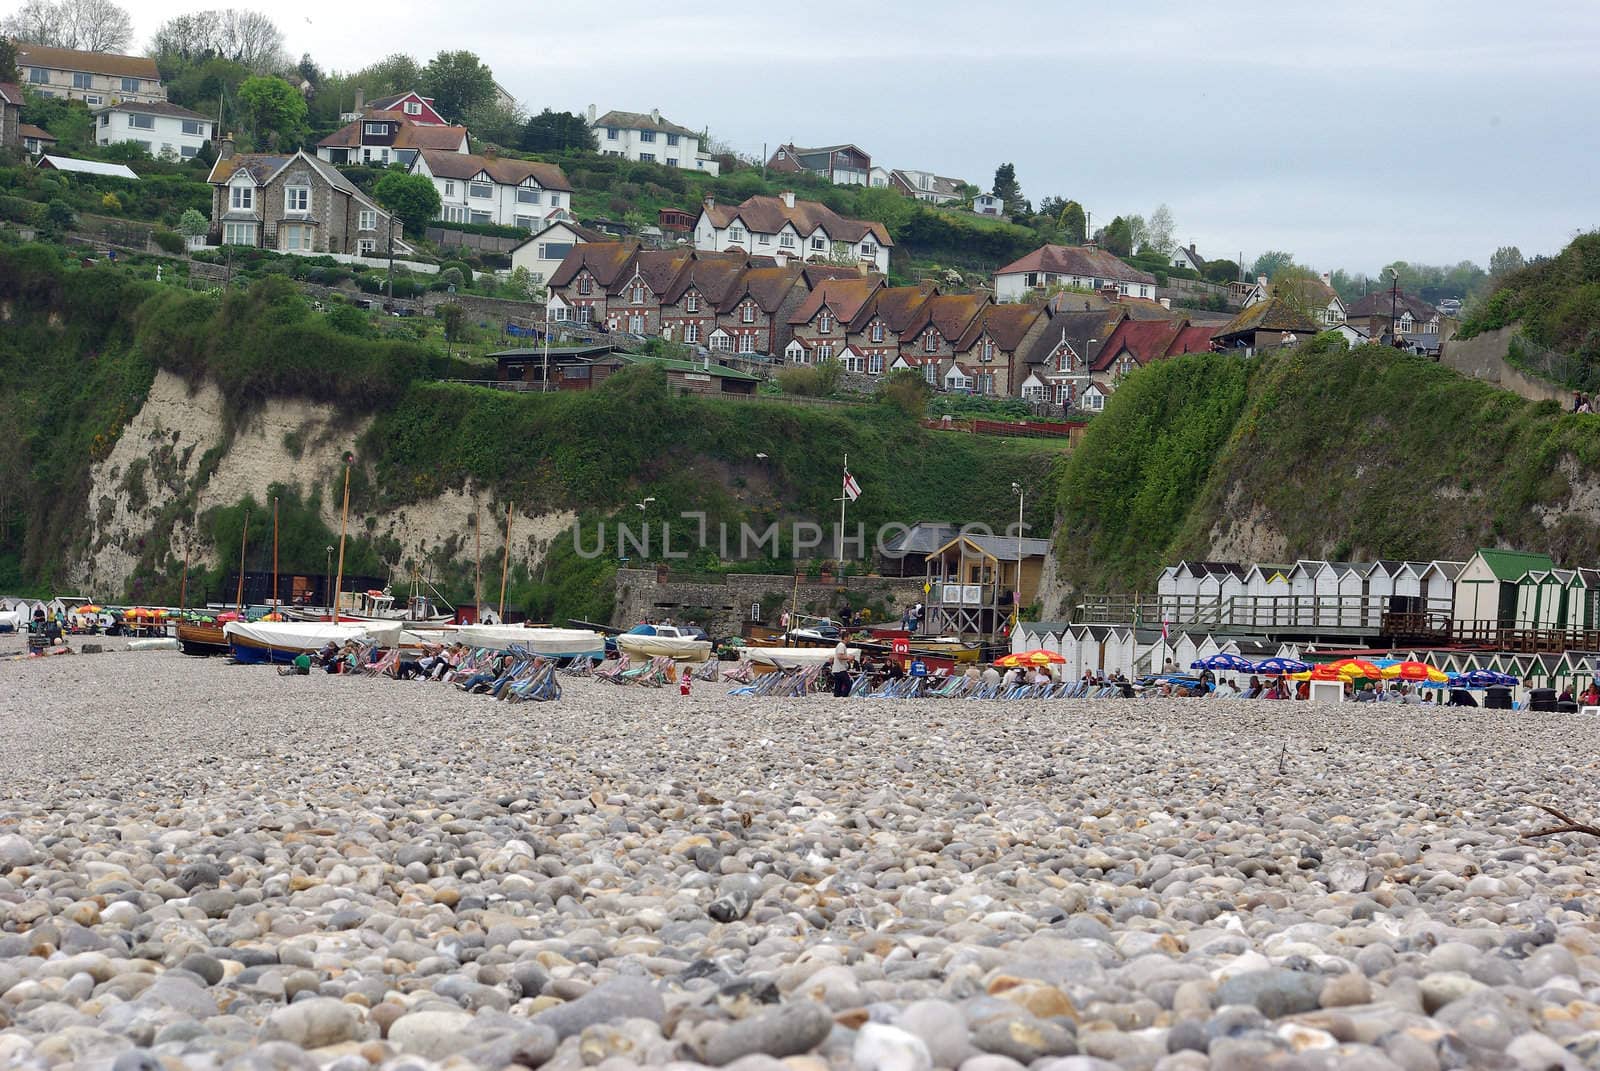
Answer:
[1212,297,1318,340]
[703,194,891,247]
[14,44,159,81]
[604,352,759,382]
[955,301,1044,352]
[662,251,751,306]
[994,244,1155,286]
[718,264,805,314]
[1346,290,1440,321]
[208,152,292,185]
[17,123,56,142]
[369,90,436,112]
[1095,318,1183,371]
[1168,323,1216,355]
[788,276,883,326]
[1424,560,1465,580]
[928,533,1053,562]
[882,522,962,556]
[620,248,697,297]
[508,219,610,255]
[855,284,936,334]
[0,83,23,107]
[1019,309,1124,369]
[592,110,698,138]
[413,149,571,191]
[769,143,872,171]
[318,116,468,151]
[36,155,137,178]
[1472,548,1556,582]
[902,293,989,344]
[91,100,208,121]
[890,170,966,199]
[548,239,641,288]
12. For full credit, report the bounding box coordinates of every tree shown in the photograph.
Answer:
[1060,200,1086,245]
[992,162,1023,215]
[177,208,208,244]
[42,199,76,238]
[151,9,284,72]
[462,99,524,147]
[438,302,464,345]
[421,50,496,122]
[1146,203,1176,257]
[853,186,915,235]
[372,171,441,235]
[353,53,422,97]
[1251,250,1297,281]
[1124,214,1148,254]
[236,74,306,150]
[875,368,931,418]
[3,0,132,51]
[1490,245,1526,278]
[520,109,595,152]
[0,37,18,82]
[1203,258,1242,285]
[1098,216,1134,257]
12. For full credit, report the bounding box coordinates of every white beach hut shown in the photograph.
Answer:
[1288,561,1324,626]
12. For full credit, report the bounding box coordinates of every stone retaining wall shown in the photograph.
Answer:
[1440,325,1569,405]
[610,568,928,636]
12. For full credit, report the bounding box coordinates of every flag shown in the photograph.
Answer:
[1161,617,1170,641]
[842,469,861,502]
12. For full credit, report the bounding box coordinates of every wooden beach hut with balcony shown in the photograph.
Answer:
[1452,549,1555,640]
[922,532,1051,638]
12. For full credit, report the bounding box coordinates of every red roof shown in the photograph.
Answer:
[1095,318,1182,371]
[1168,323,1216,356]
[318,116,469,151]
[788,276,883,326]
[548,240,640,289]
[901,293,989,344]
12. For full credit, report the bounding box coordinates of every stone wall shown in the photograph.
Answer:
[1440,325,1570,405]
[610,568,928,636]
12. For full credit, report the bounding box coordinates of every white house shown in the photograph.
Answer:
[508,220,607,287]
[94,101,211,160]
[974,193,1004,216]
[1241,272,1347,327]
[587,106,720,175]
[993,244,1157,303]
[409,150,572,231]
[695,191,891,274]
[1170,244,1205,272]
[15,44,164,106]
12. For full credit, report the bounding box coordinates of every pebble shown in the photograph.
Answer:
[0,651,1596,1071]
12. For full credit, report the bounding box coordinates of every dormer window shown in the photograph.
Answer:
[284,185,309,213]
[230,185,254,210]
[403,100,422,115]
[364,122,388,136]
[817,309,832,334]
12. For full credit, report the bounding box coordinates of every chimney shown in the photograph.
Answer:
[781,190,795,209]
[218,133,235,160]
[650,107,661,124]
[354,87,364,114]
[1100,283,1119,303]
[703,194,715,209]
[1257,274,1268,287]
[1320,271,1331,286]
[1159,297,1171,310]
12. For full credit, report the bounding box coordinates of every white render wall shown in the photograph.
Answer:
[995,270,1154,303]
[96,109,210,158]
[593,124,720,175]
[431,174,568,231]
[694,219,889,274]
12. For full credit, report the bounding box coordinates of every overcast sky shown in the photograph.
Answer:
[118,0,1598,273]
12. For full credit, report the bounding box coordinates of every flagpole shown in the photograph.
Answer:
[837,452,847,563]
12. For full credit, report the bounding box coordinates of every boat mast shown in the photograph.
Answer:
[333,457,351,623]
[498,503,513,623]
[272,494,279,612]
[474,502,483,618]
[235,508,250,612]
[179,542,189,611]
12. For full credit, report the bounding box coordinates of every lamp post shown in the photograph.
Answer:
[1011,481,1024,620]
[324,545,333,615]
[1388,267,1400,348]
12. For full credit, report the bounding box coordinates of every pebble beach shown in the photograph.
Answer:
[3,648,1600,1071]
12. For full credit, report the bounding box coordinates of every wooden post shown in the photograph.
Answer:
[333,460,351,623]
[474,502,482,617]
[272,495,279,612]
[235,508,250,611]
[179,543,189,611]
[498,503,513,622]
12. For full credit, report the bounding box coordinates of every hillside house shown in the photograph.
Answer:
[15,45,163,105]
[588,106,719,174]
[785,276,884,366]
[712,263,856,357]
[546,240,642,325]
[973,192,1004,216]
[206,141,405,256]
[766,142,872,185]
[601,247,697,337]
[1015,308,1123,407]
[696,191,891,274]
[316,111,467,167]
[409,149,572,230]
[889,169,967,205]
[1211,297,1319,355]
[93,101,211,159]
[1090,316,1214,397]
[341,90,450,126]
[993,244,1157,302]
[1170,244,1205,272]
[1346,289,1452,349]
[658,252,755,348]
[19,123,56,155]
[1241,272,1346,327]
[509,220,608,287]
[891,293,991,386]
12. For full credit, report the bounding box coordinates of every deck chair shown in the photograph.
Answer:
[506,658,562,702]
[595,656,630,683]
[561,656,597,677]
[724,660,755,684]
[693,660,722,682]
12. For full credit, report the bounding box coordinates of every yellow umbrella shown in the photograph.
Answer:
[995,649,1066,667]
[1382,660,1449,683]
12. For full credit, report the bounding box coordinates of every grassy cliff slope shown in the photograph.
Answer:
[1057,334,1600,594]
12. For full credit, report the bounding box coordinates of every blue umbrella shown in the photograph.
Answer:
[1252,657,1311,675]
[1446,669,1520,689]
[1190,653,1255,672]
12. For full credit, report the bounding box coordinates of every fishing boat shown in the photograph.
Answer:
[449,624,605,658]
[176,619,229,656]
[744,645,862,675]
[286,590,453,625]
[223,620,402,664]
[615,624,713,663]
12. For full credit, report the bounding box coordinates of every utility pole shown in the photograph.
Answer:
[1389,268,1400,347]
[386,218,396,307]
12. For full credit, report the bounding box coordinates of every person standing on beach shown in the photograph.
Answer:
[830,641,854,697]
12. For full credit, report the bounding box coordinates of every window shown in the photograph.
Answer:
[548,194,562,208]
[729,226,744,242]
[923,363,937,385]
[924,330,937,353]
[871,322,883,343]
[121,77,140,93]
[469,210,491,224]
[868,354,884,375]
[630,282,645,305]
[358,239,376,255]
[180,145,198,159]
[442,206,464,222]
[517,188,541,204]
[981,339,994,363]
[222,221,255,245]
[817,310,832,334]
[83,96,101,105]
[684,323,700,343]
[181,119,205,136]
[685,293,699,313]
[817,343,833,362]
[712,333,730,351]
[1086,392,1104,411]
[741,303,754,324]
[628,314,644,333]
[811,237,825,251]
[639,152,654,163]
[358,209,376,231]
[861,242,876,258]
[73,72,92,89]
[404,100,422,115]
[539,242,573,260]
[444,181,455,197]
[666,158,678,168]
[578,275,593,296]
[29,68,47,84]
[281,224,313,251]
[1025,272,1040,288]
[98,113,109,127]
[284,186,309,213]
[737,334,754,354]
[470,182,492,199]
[757,234,769,244]
[844,351,863,373]
[780,233,794,249]
[977,373,994,395]
[133,139,151,151]
[666,133,679,146]
[577,306,593,324]
[364,122,388,136]
[640,130,656,143]
[606,127,618,140]
[230,186,254,210]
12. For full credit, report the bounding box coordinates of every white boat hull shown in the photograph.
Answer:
[450,625,605,658]
[616,634,712,663]
[224,621,401,663]
[745,646,860,668]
